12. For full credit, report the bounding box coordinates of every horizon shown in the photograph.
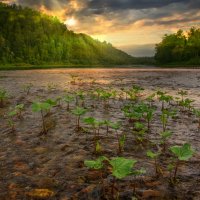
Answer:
[2,0,200,57]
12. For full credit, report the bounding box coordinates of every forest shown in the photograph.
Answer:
[155,27,200,65]
[0,3,134,66]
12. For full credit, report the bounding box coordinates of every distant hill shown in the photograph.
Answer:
[0,3,134,66]
[119,44,155,57]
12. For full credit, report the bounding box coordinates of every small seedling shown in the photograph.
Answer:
[7,104,25,130]
[160,130,173,152]
[100,91,112,108]
[84,156,145,198]
[169,143,195,182]
[178,90,188,102]
[102,120,112,134]
[119,134,126,152]
[71,107,87,130]
[110,122,123,153]
[23,83,33,95]
[147,150,160,175]
[159,94,173,110]
[145,108,155,132]
[7,110,17,132]
[63,94,74,111]
[32,102,52,134]
[0,88,8,107]
[95,140,102,154]
[193,109,200,130]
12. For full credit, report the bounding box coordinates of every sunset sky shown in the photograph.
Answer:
[3,0,200,56]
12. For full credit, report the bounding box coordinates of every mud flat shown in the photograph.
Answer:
[0,68,200,199]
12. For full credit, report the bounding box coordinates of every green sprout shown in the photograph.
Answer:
[179,98,194,112]
[178,90,188,102]
[84,156,145,198]
[146,93,155,107]
[102,120,112,135]
[63,94,74,111]
[100,91,112,108]
[23,83,33,95]
[95,140,102,154]
[193,109,200,130]
[159,94,173,111]
[0,88,8,107]
[71,107,87,130]
[145,108,155,132]
[110,122,124,153]
[32,102,52,134]
[147,150,160,175]
[169,143,195,181]
[75,90,85,107]
[160,130,173,152]
[7,103,25,131]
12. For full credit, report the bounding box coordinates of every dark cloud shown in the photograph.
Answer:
[16,0,68,10]
[88,0,189,11]
[8,0,200,33]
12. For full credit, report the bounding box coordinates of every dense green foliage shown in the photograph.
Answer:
[155,27,200,65]
[0,3,134,66]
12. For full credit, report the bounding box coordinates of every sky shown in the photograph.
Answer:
[3,0,200,57]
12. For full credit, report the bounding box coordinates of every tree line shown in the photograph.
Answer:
[155,27,200,65]
[0,3,134,66]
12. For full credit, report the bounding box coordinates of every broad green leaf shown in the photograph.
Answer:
[84,156,108,170]
[160,131,172,139]
[146,150,159,159]
[71,107,87,116]
[170,143,195,161]
[109,157,137,179]
[83,117,97,125]
[8,110,17,117]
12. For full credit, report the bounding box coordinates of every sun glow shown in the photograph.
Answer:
[64,18,77,27]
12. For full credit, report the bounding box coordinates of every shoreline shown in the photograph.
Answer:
[0,64,200,71]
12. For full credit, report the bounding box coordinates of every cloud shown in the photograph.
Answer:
[88,0,189,11]
[5,0,200,30]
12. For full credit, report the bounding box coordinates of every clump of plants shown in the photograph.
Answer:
[84,156,145,198]
[169,143,195,182]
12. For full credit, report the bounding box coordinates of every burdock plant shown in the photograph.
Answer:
[193,109,200,130]
[145,107,155,132]
[110,122,124,153]
[71,106,87,130]
[83,117,98,138]
[0,88,8,107]
[23,83,33,95]
[159,94,173,110]
[147,150,160,175]
[178,90,188,102]
[32,102,52,134]
[63,94,74,111]
[169,143,195,182]
[160,130,173,152]
[84,156,145,198]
